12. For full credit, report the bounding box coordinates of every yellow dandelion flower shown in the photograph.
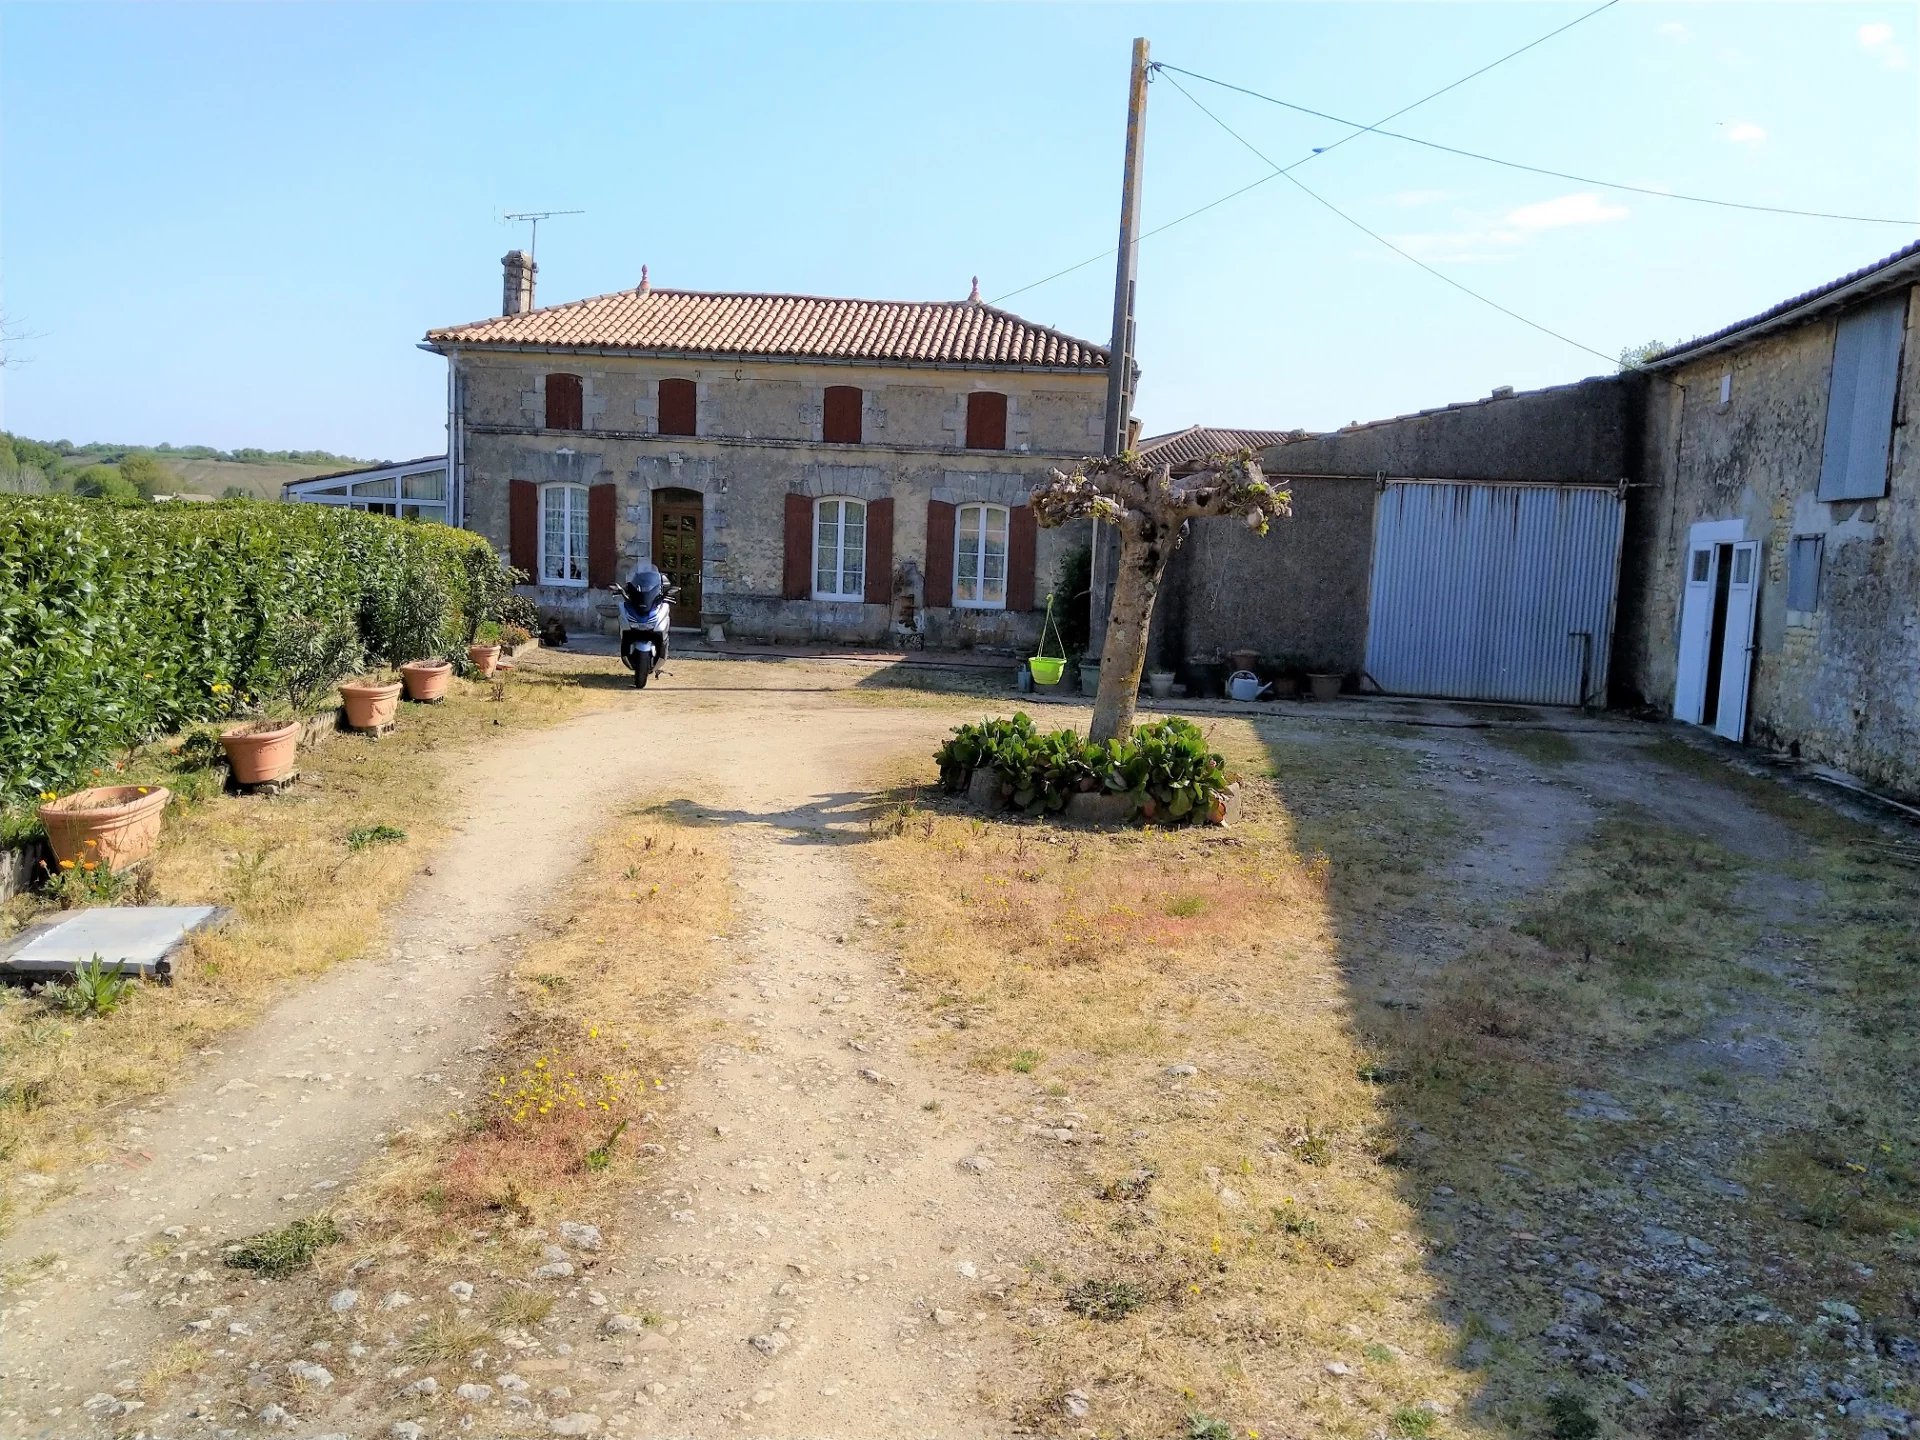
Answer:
[58,860,76,871]
[38,792,56,803]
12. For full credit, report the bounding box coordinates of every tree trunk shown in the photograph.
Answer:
[1088,527,1172,744]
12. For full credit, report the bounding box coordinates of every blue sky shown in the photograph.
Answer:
[1,2,1915,460]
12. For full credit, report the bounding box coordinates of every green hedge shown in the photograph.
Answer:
[0,497,511,808]
[936,712,1231,823]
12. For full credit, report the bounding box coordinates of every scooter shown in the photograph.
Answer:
[613,565,676,689]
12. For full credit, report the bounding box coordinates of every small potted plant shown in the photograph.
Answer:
[498,623,532,657]
[467,621,503,679]
[1147,669,1176,700]
[1307,670,1344,702]
[1077,655,1101,698]
[221,618,362,785]
[388,563,455,703]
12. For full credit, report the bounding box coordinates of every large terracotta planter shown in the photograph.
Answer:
[467,643,502,678]
[341,680,402,731]
[400,659,452,703]
[220,719,301,785]
[37,785,171,869]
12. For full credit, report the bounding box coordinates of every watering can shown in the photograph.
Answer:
[1226,670,1271,702]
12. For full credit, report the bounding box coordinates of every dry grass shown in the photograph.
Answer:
[865,715,1473,1439]
[864,708,1920,1439]
[350,801,728,1250]
[0,661,605,1220]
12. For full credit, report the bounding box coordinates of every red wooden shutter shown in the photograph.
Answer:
[509,479,538,578]
[783,492,811,600]
[924,499,955,607]
[587,483,618,587]
[1006,504,1037,612]
[546,374,583,431]
[863,497,893,606]
[659,378,697,436]
[965,392,1007,450]
[823,385,862,444]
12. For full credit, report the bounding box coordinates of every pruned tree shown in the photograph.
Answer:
[1031,449,1291,743]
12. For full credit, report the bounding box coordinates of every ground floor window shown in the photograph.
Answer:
[955,502,1008,608]
[813,497,866,600]
[540,482,589,586]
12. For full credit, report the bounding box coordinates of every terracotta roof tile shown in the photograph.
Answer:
[426,288,1108,371]
[1137,424,1305,469]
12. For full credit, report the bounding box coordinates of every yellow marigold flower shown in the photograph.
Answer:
[58,860,76,870]
[38,791,56,803]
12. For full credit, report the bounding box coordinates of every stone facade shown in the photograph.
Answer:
[452,351,1104,646]
[1617,282,1920,797]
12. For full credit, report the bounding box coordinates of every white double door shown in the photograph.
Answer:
[1673,520,1761,742]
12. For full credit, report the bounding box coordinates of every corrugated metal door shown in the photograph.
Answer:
[1364,482,1624,705]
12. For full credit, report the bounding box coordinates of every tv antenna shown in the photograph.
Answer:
[502,209,584,264]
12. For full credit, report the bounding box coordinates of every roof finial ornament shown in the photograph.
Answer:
[639,265,651,296]
[968,275,980,303]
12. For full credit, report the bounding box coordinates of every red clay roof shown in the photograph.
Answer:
[425,288,1108,371]
[1137,424,1305,469]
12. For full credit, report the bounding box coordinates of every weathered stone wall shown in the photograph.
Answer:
[1149,478,1377,675]
[1619,284,1920,796]
[457,353,1103,646]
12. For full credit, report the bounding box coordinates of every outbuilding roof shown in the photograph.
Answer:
[425,287,1109,372]
[1137,424,1305,469]
[1643,238,1920,372]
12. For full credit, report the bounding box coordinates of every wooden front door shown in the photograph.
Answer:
[651,488,703,620]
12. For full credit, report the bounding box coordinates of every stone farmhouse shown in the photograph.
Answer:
[422,254,1108,648]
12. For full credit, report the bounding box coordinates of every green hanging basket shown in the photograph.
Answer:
[1028,593,1069,687]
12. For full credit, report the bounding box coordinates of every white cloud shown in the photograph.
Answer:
[1389,192,1630,262]
[1723,121,1768,145]
[1858,21,1911,68]
[1501,193,1631,235]
[1658,20,1689,41]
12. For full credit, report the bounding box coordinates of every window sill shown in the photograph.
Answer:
[951,600,1009,612]
[811,593,867,604]
[539,577,589,589]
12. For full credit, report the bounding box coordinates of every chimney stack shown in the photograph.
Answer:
[502,250,536,316]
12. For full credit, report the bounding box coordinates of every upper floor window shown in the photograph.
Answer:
[965,391,1008,450]
[954,503,1008,609]
[539,482,589,587]
[1819,294,1906,501]
[659,378,697,437]
[813,497,866,601]
[545,373,583,431]
[823,385,863,445]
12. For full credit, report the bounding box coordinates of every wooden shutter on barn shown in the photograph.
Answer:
[586,483,618,588]
[659,378,697,437]
[509,480,538,578]
[782,492,811,600]
[1007,504,1037,612]
[863,497,893,606]
[965,392,1007,450]
[546,374,583,431]
[924,499,956,607]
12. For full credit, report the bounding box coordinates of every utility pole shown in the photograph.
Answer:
[1091,37,1150,654]
[1102,37,1149,456]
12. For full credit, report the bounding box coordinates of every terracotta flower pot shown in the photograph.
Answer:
[37,784,171,869]
[1307,672,1343,702]
[400,659,453,703]
[340,679,403,730]
[219,719,301,785]
[467,643,502,678]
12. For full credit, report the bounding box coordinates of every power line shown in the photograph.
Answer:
[990,0,1622,305]
[1156,63,1920,227]
[1158,69,1627,370]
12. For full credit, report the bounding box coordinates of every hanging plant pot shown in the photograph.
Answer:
[38,785,171,870]
[467,643,502,678]
[1028,656,1067,687]
[341,679,403,731]
[400,659,453,703]
[219,719,301,785]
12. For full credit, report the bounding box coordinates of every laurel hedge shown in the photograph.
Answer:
[0,496,512,810]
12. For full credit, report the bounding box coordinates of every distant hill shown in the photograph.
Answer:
[0,433,379,501]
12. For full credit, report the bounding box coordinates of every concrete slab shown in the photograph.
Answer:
[0,905,223,982]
